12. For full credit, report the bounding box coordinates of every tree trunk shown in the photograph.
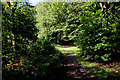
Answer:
[8,2,17,68]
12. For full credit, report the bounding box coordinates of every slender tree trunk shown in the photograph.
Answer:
[8,2,17,68]
[99,2,106,27]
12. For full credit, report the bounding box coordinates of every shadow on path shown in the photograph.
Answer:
[56,53,91,80]
[55,53,120,80]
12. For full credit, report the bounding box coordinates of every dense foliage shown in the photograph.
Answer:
[36,2,120,61]
[2,2,63,80]
[2,2,38,65]
[77,2,120,61]
[2,1,120,80]
[35,2,81,43]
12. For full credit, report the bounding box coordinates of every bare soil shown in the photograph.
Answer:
[56,45,91,80]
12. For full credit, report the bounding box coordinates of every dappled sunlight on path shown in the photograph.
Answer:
[54,45,120,80]
[62,47,69,50]
[60,53,91,80]
[57,44,90,80]
[55,45,120,80]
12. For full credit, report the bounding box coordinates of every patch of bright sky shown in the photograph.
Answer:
[29,0,44,6]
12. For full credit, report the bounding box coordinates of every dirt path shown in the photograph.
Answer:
[54,45,120,80]
[60,53,90,80]
[57,45,90,80]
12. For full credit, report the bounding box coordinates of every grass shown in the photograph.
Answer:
[55,44,120,79]
[55,44,79,55]
[55,46,65,52]
[77,56,120,80]
[68,46,79,55]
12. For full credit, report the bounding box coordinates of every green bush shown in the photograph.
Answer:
[2,2,64,80]
[3,37,64,80]
[77,2,120,62]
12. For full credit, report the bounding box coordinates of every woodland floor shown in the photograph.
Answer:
[59,53,90,80]
[55,45,120,80]
[56,45,92,80]
[3,44,120,80]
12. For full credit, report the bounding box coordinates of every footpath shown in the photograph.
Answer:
[58,45,90,80]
